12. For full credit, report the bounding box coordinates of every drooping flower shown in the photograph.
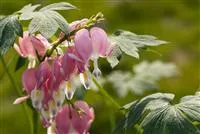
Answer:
[73,27,109,88]
[74,29,93,73]
[15,59,65,127]
[14,31,50,68]
[51,100,94,134]
[60,47,78,100]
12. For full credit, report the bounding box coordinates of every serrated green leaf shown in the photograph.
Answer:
[141,106,200,134]
[18,4,41,20]
[45,11,69,34]
[18,4,41,13]
[10,16,23,37]
[0,15,23,55]
[18,2,73,38]
[110,35,139,58]
[125,93,174,128]
[115,92,200,134]
[177,92,200,122]
[109,30,167,60]
[39,2,76,11]
[107,45,122,68]
[28,12,59,39]
[15,56,26,71]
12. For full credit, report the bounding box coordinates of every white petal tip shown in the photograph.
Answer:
[13,96,29,105]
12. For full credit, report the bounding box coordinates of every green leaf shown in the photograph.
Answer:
[115,92,200,134]
[19,4,41,20]
[0,16,5,20]
[45,11,69,34]
[107,45,122,68]
[125,93,174,128]
[109,30,167,62]
[18,4,41,13]
[18,2,76,38]
[28,12,59,39]
[15,56,26,71]
[177,92,200,122]
[109,35,139,58]
[0,15,23,55]
[39,2,76,11]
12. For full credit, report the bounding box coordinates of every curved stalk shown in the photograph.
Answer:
[41,12,104,62]
[92,76,121,109]
[0,55,33,134]
[33,110,39,134]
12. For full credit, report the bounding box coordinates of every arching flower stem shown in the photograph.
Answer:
[92,76,121,110]
[41,12,104,62]
[0,55,33,134]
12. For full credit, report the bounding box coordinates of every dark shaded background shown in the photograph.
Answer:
[0,0,199,133]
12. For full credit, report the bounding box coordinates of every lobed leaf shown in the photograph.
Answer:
[28,12,59,39]
[39,2,76,11]
[0,15,23,55]
[18,2,76,38]
[108,30,167,67]
[114,92,200,134]
[107,45,122,68]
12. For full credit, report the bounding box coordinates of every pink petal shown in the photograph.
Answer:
[74,29,93,62]
[90,27,109,57]
[61,47,76,80]
[55,105,71,134]
[69,19,88,32]
[13,44,25,57]
[22,68,37,94]
[19,33,36,57]
[30,35,46,56]
[75,101,94,120]
[13,95,30,104]
[36,34,50,48]
[35,60,53,107]
[51,58,64,90]
[71,101,95,134]
[36,60,52,86]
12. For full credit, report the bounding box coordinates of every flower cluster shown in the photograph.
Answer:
[14,18,110,133]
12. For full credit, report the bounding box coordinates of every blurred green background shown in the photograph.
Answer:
[0,0,199,134]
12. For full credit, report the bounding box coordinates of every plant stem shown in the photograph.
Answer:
[41,13,104,62]
[33,110,39,134]
[0,55,33,134]
[92,76,121,109]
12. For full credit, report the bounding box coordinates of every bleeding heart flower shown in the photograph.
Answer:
[14,32,48,58]
[53,101,95,134]
[61,47,77,80]
[14,31,50,68]
[73,27,109,89]
[74,29,93,65]
[17,60,65,126]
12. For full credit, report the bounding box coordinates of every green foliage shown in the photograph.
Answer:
[115,92,200,134]
[106,61,178,97]
[18,2,76,39]
[39,2,76,11]
[108,30,167,68]
[107,45,122,68]
[0,15,23,55]
[15,56,26,71]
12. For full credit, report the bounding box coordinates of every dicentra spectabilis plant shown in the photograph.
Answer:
[0,2,199,134]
